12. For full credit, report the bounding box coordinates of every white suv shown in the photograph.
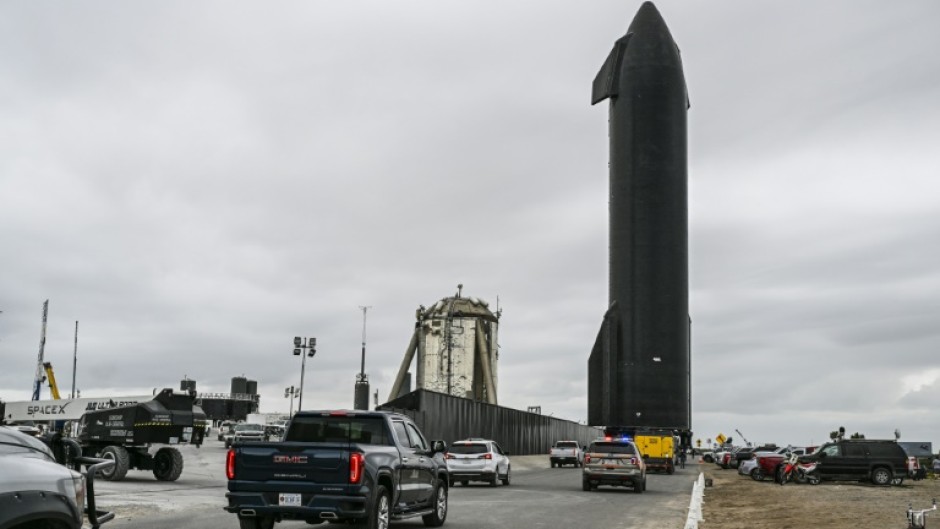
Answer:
[446,438,511,487]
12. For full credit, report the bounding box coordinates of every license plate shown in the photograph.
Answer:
[463,459,473,464]
[279,493,302,507]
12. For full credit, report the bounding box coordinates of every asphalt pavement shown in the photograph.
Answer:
[95,438,697,529]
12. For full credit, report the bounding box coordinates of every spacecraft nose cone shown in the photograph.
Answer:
[628,2,670,35]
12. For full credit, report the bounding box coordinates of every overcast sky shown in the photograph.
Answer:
[2,0,939,449]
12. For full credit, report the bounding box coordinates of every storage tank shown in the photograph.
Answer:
[416,289,499,403]
[231,376,248,395]
[246,380,258,395]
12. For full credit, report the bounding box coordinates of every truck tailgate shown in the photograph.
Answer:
[231,442,349,489]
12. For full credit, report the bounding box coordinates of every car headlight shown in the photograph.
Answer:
[58,472,85,526]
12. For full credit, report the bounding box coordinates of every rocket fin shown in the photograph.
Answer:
[591,34,631,105]
[588,302,620,426]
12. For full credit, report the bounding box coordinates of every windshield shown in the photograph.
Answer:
[589,442,636,455]
[236,424,264,432]
[449,443,488,454]
[556,442,579,449]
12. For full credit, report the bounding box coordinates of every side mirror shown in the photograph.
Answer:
[431,440,447,454]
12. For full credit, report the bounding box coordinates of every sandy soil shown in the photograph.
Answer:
[700,464,939,529]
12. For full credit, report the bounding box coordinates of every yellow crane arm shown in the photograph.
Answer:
[42,362,61,400]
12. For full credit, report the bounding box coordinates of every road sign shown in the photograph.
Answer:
[715,433,727,445]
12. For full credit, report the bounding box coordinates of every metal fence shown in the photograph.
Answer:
[378,389,602,455]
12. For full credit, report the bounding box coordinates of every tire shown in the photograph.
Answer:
[98,445,130,481]
[751,468,765,482]
[448,478,455,488]
[550,460,556,468]
[808,473,821,485]
[366,484,390,529]
[460,480,468,487]
[501,466,511,486]
[489,474,498,487]
[871,466,892,486]
[153,447,184,481]
[421,480,447,527]
[633,478,644,494]
[238,516,274,529]
[582,477,591,491]
[666,464,675,475]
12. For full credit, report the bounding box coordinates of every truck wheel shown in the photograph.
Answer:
[666,464,675,475]
[460,480,468,487]
[871,467,892,486]
[751,468,765,481]
[582,477,591,491]
[550,460,556,468]
[367,484,390,529]
[99,446,130,481]
[501,466,511,486]
[421,479,447,527]
[238,515,274,529]
[153,447,184,481]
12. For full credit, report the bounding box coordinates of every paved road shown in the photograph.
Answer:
[96,440,697,529]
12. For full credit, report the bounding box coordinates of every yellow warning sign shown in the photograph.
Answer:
[715,433,727,445]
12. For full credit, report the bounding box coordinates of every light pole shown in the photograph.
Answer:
[284,385,298,417]
[293,337,316,412]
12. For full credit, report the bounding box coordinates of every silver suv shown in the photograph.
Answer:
[445,438,511,487]
[227,423,266,447]
[0,426,114,528]
[582,438,647,493]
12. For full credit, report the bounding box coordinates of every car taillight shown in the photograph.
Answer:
[585,455,592,464]
[445,453,455,459]
[630,458,637,465]
[226,449,236,480]
[478,453,492,460]
[350,453,364,484]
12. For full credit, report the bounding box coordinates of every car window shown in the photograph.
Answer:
[844,444,865,457]
[556,442,579,449]
[589,442,636,455]
[405,424,428,451]
[392,422,412,448]
[867,442,901,458]
[285,416,391,445]
[820,444,841,457]
[493,443,504,455]
[449,443,488,454]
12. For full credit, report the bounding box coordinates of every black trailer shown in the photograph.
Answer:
[77,388,207,481]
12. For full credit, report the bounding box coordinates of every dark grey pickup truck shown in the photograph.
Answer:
[225,410,449,529]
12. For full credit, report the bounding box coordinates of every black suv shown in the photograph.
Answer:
[800,439,908,485]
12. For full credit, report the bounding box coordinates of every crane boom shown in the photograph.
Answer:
[43,362,61,400]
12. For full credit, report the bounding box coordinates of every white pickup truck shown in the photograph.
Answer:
[550,440,584,468]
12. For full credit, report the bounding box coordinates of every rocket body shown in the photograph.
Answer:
[588,2,690,430]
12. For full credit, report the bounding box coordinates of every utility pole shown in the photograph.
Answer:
[32,300,49,401]
[353,306,372,410]
[71,321,79,399]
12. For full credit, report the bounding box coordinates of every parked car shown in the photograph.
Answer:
[217,421,235,442]
[798,439,911,486]
[739,446,808,478]
[227,423,266,448]
[582,438,646,493]
[0,426,114,529]
[550,440,583,468]
[446,438,511,487]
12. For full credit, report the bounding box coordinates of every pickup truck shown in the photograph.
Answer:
[225,410,450,529]
[550,440,583,468]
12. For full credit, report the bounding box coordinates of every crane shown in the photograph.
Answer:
[42,362,62,400]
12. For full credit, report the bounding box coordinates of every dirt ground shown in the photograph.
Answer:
[700,463,940,529]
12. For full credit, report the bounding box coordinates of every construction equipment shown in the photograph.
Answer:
[42,362,62,400]
[76,388,207,481]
